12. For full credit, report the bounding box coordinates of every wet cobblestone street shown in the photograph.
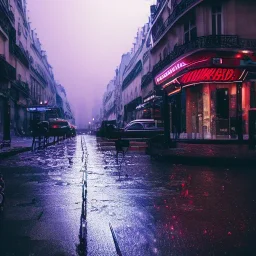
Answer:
[0,135,256,255]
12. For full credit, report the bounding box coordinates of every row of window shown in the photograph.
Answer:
[160,5,222,60]
[30,76,45,103]
[184,5,222,43]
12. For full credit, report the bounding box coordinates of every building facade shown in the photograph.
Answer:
[122,23,152,125]
[56,84,75,125]
[0,0,74,142]
[102,79,116,121]
[150,0,256,139]
[115,53,131,126]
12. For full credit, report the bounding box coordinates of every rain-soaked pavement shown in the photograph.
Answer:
[0,135,256,256]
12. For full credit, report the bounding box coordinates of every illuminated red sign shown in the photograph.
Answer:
[179,68,245,84]
[154,50,256,86]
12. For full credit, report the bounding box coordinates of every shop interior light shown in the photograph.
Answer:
[241,50,251,54]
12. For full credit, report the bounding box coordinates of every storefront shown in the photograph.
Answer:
[123,96,142,125]
[136,91,162,120]
[154,50,256,139]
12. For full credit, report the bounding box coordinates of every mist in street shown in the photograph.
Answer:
[26,0,153,128]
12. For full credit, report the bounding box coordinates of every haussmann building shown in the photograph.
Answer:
[150,0,256,140]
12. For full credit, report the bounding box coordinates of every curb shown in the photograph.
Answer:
[0,140,60,159]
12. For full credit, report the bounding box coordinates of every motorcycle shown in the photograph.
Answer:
[0,174,5,211]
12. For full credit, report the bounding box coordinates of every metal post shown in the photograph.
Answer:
[163,90,170,147]
[236,82,243,142]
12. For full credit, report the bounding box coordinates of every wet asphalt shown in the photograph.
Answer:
[0,135,256,256]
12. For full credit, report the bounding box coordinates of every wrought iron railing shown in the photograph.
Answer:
[151,0,166,23]
[0,53,16,80]
[153,0,202,43]
[153,35,256,75]
[11,80,29,97]
[0,0,15,23]
[124,44,143,75]
[141,72,153,89]
[31,66,48,86]
[14,44,30,68]
[143,50,150,64]
[122,61,142,90]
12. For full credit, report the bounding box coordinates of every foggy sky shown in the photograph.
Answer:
[26,0,153,128]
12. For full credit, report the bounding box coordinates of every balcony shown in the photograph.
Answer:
[31,65,48,86]
[141,72,153,89]
[0,0,15,24]
[0,54,16,81]
[153,35,256,76]
[151,0,166,23]
[152,0,203,44]
[11,80,29,97]
[122,61,142,91]
[14,44,30,68]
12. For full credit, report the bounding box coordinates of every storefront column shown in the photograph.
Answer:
[163,90,170,146]
[236,82,243,142]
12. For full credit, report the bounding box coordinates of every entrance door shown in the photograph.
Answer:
[216,88,229,136]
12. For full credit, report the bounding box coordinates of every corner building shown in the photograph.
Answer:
[151,0,256,139]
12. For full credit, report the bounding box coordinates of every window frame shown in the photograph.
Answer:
[184,11,197,43]
[211,5,223,35]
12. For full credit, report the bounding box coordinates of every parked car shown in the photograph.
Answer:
[96,120,117,138]
[48,118,71,137]
[119,119,164,139]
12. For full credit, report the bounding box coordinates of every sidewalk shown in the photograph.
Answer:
[0,136,32,158]
[148,143,256,166]
[0,136,56,159]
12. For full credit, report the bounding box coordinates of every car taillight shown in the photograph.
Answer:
[52,125,58,128]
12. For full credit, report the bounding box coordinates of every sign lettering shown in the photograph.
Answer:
[155,62,187,85]
[179,68,244,84]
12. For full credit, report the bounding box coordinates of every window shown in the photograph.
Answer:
[126,123,144,130]
[184,11,197,43]
[212,5,222,35]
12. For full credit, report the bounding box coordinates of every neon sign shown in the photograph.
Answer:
[179,68,245,84]
[155,61,187,85]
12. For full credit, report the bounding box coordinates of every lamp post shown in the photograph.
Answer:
[88,122,91,131]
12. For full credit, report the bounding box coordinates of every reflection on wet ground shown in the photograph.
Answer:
[0,135,256,256]
[88,136,256,256]
[0,137,84,256]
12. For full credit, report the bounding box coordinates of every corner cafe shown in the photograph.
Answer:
[154,50,256,139]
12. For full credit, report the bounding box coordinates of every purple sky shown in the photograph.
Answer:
[26,0,153,128]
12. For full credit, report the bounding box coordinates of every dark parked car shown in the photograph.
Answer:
[48,118,71,137]
[96,120,117,138]
[119,119,164,139]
